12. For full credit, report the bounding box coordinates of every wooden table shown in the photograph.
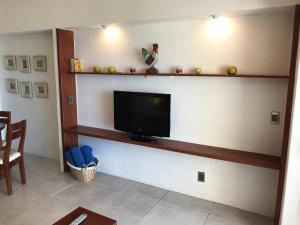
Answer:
[53,207,117,225]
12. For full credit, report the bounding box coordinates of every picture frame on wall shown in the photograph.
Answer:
[34,82,48,98]
[18,55,31,73]
[33,55,47,72]
[20,81,33,98]
[3,55,17,71]
[6,79,18,94]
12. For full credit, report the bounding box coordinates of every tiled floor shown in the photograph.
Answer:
[0,154,273,225]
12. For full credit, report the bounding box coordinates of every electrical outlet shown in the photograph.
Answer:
[198,171,205,182]
[68,96,74,105]
[271,111,280,124]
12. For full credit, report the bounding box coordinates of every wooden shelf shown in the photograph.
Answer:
[70,71,289,79]
[57,6,300,223]
[64,125,281,170]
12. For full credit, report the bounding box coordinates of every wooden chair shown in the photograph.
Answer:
[0,111,11,148]
[0,120,26,195]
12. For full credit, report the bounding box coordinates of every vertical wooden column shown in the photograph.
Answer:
[274,5,300,225]
[56,29,78,171]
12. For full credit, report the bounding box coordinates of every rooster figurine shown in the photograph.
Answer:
[142,43,159,74]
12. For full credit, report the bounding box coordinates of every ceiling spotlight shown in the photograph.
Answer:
[103,25,121,43]
[210,15,220,20]
[207,15,231,40]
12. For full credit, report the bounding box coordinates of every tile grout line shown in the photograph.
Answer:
[50,182,76,198]
[136,190,170,225]
[202,213,210,225]
[209,202,216,215]
[203,202,216,225]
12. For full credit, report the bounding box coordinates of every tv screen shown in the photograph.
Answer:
[114,91,171,138]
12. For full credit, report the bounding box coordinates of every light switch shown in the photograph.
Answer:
[271,112,280,124]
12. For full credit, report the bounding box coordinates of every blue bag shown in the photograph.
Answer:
[64,150,75,166]
[70,146,86,168]
[80,145,97,164]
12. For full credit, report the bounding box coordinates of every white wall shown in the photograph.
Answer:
[75,11,292,217]
[0,0,300,221]
[75,11,292,78]
[0,0,300,33]
[0,31,60,160]
[281,35,300,225]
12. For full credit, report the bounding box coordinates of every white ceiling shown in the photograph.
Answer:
[0,0,299,33]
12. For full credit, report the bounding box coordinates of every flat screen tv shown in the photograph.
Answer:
[114,91,171,141]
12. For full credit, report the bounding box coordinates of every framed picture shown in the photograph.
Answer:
[20,81,33,98]
[33,55,47,72]
[3,55,17,71]
[18,55,31,73]
[6,79,18,94]
[34,82,48,98]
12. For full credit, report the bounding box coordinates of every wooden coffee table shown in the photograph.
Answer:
[53,207,117,225]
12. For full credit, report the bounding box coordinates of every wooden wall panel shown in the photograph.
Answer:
[56,29,78,171]
[274,5,300,225]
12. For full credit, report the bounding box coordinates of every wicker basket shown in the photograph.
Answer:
[67,161,98,183]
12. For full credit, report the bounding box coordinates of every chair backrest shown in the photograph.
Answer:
[3,120,26,164]
[0,111,11,126]
[0,111,11,146]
